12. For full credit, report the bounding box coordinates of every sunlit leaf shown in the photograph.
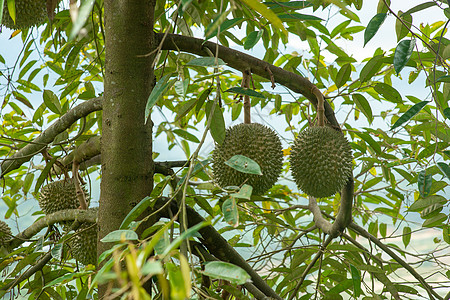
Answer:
[408,195,446,212]
[395,11,412,41]
[43,89,62,114]
[436,75,450,83]
[277,13,322,21]
[173,129,200,143]
[69,0,95,41]
[394,39,415,74]
[422,213,447,228]
[203,261,251,285]
[238,0,287,36]
[355,132,381,154]
[364,13,387,46]
[390,100,429,130]
[6,0,15,24]
[101,230,138,242]
[335,63,352,88]
[205,17,244,40]
[162,222,207,256]
[225,154,262,175]
[231,184,253,200]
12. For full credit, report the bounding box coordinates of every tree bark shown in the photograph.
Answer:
[99,0,156,296]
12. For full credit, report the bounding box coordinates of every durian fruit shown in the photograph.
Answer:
[38,178,88,215]
[0,220,12,247]
[290,126,352,198]
[1,0,47,30]
[69,207,98,266]
[212,123,283,195]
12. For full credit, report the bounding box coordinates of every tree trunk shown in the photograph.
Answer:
[99,0,156,296]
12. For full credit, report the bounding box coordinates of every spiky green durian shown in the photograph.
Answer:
[0,220,12,247]
[69,207,98,266]
[38,179,88,215]
[212,123,283,195]
[1,0,47,30]
[290,126,352,198]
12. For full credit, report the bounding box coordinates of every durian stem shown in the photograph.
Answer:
[312,87,325,127]
[72,163,88,210]
[243,70,251,124]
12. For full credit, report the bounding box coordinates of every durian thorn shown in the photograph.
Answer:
[311,86,325,127]
[242,69,251,124]
[72,162,88,210]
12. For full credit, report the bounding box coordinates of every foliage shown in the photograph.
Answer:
[0,0,450,299]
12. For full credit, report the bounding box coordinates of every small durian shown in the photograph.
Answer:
[290,126,352,198]
[1,0,47,30]
[69,207,98,266]
[38,178,88,215]
[212,123,283,195]
[0,220,12,247]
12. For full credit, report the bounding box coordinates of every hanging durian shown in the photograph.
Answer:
[290,126,352,198]
[38,178,89,215]
[212,123,283,195]
[1,0,47,30]
[0,220,12,247]
[68,207,98,266]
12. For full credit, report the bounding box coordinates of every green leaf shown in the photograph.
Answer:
[390,100,429,130]
[205,101,226,144]
[364,13,387,46]
[162,222,207,256]
[408,195,447,212]
[34,158,58,194]
[277,13,322,21]
[437,162,450,180]
[422,213,447,228]
[22,173,34,195]
[244,31,262,49]
[418,170,432,198]
[402,1,437,15]
[230,184,253,200]
[239,0,287,36]
[12,91,33,109]
[173,129,200,143]
[225,87,265,98]
[395,11,412,42]
[444,107,450,118]
[51,243,63,260]
[402,226,411,247]
[443,225,450,244]
[145,74,175,124]
[355,132,381,154]
[43,90,62,114]
[205,17,244,40]
[394,39,416,74]
[350,265,362,298]
[186,57,226,67]
[374,83,402,103]
[203,261,251,285]
[359,55,383,83]
[335,63,352,88]
[222,197,239,227]
[195,88,212,115]
[69,0,95,41]
[436,75,450,83]
[352,94,373,123]
[120,196,154,229]
[225,154,262,175]
[101,230,138,243]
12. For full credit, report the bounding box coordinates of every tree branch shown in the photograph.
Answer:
[155,198,282,300]
[349,222,442,300]
[0,97,103,178]
[8,209,98,250]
